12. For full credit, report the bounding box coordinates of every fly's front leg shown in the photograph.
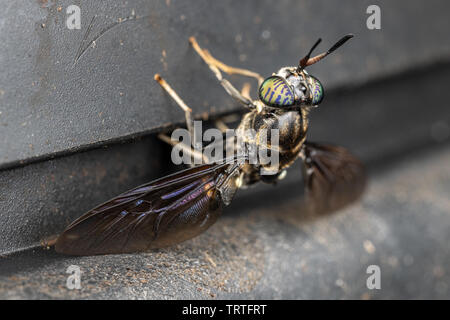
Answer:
[154,74,208,166]
[189,37,261,110]
[240,82,252,100]
[189,37,264,85]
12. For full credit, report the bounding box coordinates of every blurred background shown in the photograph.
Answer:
[0,0,449,299]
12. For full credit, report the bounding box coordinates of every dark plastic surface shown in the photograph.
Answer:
[1,0,449,168]
[0,0,450,299]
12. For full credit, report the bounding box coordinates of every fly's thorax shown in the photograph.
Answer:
[241,110,307,148]
[237,109,308,170]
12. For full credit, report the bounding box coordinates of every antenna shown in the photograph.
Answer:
[298,34,354,69]
[298,38,322,70]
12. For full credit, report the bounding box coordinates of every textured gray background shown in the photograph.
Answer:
[1,0,449,168]
[0,0,450,299]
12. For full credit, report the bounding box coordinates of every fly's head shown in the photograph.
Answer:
[258,34,353,110]
[258,68,323,108]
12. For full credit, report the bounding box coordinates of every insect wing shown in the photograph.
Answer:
[55,162,240,255]
[302,142,366,212]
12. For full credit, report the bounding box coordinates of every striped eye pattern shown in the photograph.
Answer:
[258,76,295,107]
[310,76,324,105]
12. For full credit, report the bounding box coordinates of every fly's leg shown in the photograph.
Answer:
[209,81,256,167]
[240,82,252,100]
[211,79,250,130]
[214,119,230,133]
[154,74,194,137]
[189,37,264,85]
[189,37,262,110]
[158,133,208,165]
[154,74,209,166]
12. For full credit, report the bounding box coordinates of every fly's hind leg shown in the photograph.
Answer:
[158,133,208,166]
[154,74,208,166]
[189,37,263,110]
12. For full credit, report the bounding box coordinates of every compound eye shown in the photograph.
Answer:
[310,76,324,105]
[258,76,295,107]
